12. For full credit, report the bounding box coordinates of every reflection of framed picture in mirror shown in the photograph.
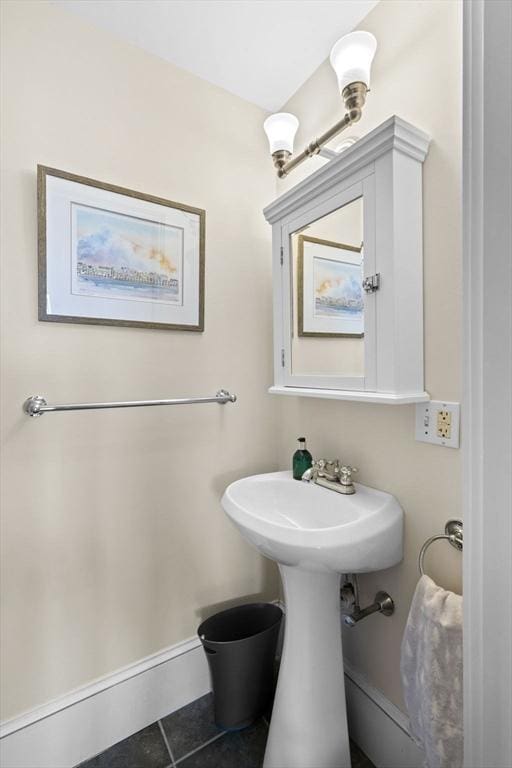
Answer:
[297,235,364,337]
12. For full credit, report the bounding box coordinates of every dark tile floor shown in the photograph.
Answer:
[79,692,375,768]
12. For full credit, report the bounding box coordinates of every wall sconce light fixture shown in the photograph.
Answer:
[263,31,377,178]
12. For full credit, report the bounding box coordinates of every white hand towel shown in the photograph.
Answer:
[400,574,463,768]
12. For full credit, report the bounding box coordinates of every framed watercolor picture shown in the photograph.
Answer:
[38,166,205,331]
[297,234,364,337]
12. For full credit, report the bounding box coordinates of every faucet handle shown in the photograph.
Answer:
[338,465,357,494]
[339,465,358,484]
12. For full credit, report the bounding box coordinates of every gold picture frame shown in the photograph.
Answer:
[297,234,364,338]
[38,165,205,331]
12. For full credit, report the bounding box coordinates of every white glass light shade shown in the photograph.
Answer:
[263,113,299,154]
[330,31,377,92]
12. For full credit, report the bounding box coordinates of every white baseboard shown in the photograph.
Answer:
[1,611,423,768]
[0,637,210,768]
[344,661,424,768]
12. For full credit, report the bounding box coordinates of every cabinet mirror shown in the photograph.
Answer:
[290,196,364,383]
[264,116,431,404]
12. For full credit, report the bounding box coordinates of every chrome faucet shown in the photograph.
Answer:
[302,458,357,495]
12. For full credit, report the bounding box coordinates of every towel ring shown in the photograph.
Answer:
[418,519,463,576]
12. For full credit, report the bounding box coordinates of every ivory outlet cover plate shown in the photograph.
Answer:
[415,401,460,448]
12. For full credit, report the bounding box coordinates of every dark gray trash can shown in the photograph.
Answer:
[198,602,282,731]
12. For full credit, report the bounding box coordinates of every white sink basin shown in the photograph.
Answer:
[221,470,404,768]
[222,470,403,573]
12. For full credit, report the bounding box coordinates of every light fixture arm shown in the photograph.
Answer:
[272,82,368,178]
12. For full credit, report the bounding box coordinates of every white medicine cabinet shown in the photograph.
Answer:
[263,116,431,404]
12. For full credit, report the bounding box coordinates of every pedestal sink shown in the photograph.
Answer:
[221,471,403,768]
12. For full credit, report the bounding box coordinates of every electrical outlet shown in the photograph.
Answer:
[415,401,460,448]
[437,410,452,439]
[437,421,451,439]
[438,410,452,425]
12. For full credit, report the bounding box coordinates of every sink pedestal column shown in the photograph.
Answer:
[264,565,351,768]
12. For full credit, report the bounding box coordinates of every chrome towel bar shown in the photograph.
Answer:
[23,390,237,417]
[419,519,463,576]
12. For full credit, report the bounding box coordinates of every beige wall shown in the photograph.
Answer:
[1,0,462,723]
[0,0,279,720]
[276,0,462,710]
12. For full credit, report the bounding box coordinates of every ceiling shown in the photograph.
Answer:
[53,0,378,111]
